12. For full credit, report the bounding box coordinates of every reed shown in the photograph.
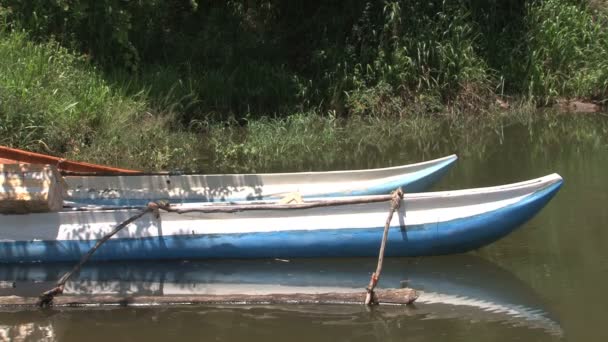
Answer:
[524,0,608,102]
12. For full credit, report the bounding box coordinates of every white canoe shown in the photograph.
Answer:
[0,173,562,263]
[64,155,458,206]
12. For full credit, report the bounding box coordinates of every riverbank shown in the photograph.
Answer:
[1,1,607,172]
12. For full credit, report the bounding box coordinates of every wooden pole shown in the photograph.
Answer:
[365,188,404,305]
[0,145,141,174]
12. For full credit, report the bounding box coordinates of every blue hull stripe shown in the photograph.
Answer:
[0,179,561,263]
[71,156,457,206]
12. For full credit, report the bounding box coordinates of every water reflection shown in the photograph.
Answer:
[0,255,562,339]
[0,320,56,341]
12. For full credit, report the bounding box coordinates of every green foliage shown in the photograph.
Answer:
[204,111,446,172]
[1,0,608,173]
[0,29,114,151]
[0,0,201,71]
[0,29,203,171]
[524,0,608,102]
[344,2,493,117]
[71,112,204,171]
[2,0,607,120]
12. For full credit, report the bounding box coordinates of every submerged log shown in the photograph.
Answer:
[5,288,418,308]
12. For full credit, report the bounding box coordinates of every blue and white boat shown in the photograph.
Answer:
[0,173,562,263]
[64,154,458,206]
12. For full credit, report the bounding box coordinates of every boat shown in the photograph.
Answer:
[0,256,562,336]
[0,145,140,174]
[63,154,458,205]
[0,173,562,263]
[1,145,458,204]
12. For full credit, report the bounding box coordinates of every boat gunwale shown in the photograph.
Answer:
[64,154,458,179]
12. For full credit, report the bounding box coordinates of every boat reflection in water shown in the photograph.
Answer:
[0,255,562,339]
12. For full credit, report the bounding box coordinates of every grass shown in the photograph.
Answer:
[0,29,204,171]
[204,112,444,173]
[524,0,608,102]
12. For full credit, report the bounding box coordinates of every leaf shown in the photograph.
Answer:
[63,102,79,112]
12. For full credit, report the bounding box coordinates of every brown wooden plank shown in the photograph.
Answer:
[0,146,140,174]
[0,288,418,308]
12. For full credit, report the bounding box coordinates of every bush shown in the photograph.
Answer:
[3,0,607,119]
[0,28,203,170]
[524,0,608,102]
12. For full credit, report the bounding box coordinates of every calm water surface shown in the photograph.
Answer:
[1,115,607,341]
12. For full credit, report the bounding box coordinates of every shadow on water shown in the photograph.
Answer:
[0,255,562,340]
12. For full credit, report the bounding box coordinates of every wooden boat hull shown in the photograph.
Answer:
[65,154,458,205]
[0,145,140,174]
[0,174,562,263]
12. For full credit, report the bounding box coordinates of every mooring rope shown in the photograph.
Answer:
[37,204,158,307]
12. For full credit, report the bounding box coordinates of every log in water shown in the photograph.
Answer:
[3,288,418,308]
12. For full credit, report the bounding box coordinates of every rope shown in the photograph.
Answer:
[37,204,158,307]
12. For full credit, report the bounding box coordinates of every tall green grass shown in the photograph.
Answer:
[204,112,446,172]
[525,0,608,102]
[0,29,203,171]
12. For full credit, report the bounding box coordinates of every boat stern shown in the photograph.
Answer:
[430,173,563,255]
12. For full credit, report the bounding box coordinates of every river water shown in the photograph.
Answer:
[0,115,606,341]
